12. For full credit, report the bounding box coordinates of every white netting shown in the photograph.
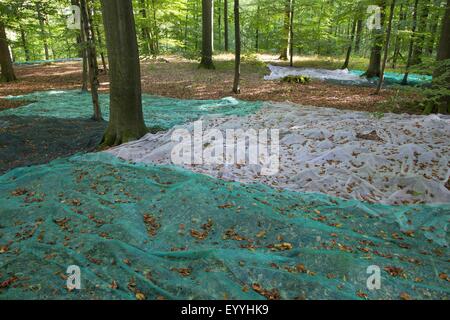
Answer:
[107,103,450,205]
[264,64,369,83]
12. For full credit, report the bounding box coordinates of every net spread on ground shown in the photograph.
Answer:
[0,91,448,300]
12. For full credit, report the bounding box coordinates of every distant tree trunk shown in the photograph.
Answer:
[255,1,260,52]
[279,0,291,60]
[96,26,108,73]
[100,0,148,146]
[425,0,440,55]
[376,0,396,94]
[80,24,89,92]
[364,0,386,78]
[218,0,222,49]
[289,0,294,67]
[80,0,102,121]
[342,18,357,69]
[424,0,450,113]
[36,2,49,61]
[411,0,431,65]
[233,0,240,93]
[224,0,229,51]
[200,0,215,69]
[150,0,160,55]
[354,18,363,54]
[402,0,420,84]
[139,0,152,56]
[391,3,405,68]
[19,27,31,61]
[0,20,16,82]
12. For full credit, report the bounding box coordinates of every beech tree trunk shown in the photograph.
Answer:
[233,0,240,94]
[364,0,386,78]
[0,20,16,82]
[80,0,102,121]
[36,2,49,61]
[376,0,396,94]
[20,27,31,62]
[200,0,215,68]
[279,0,291,60]
[342,18,357,69]
[402,0,420,85]
[425,0,450,113]
[100,0,148,146]
[224,0,229,52]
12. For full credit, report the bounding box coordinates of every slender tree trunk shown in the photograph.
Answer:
[402,0,420,84]
[19,27,31,61]
[150,0,159,55]
[224,0,229,52]
[376,0,396,94]
[100,0,148,146]
[342,18,357,69]
[279,0,291,60]
[218,0,222,49]
[200,0,215,68]
[0,20,16,82]
[364,0,386,78]
[36,2,49,61]
[255,1,260,52]
[81,24,89,92]
[233,0,240,93]
[289,0,294,67]
[81,0,102,121]
[96,25,108,73]
[411,0,431,65]
[354,19,363,53]
[425,0,450,113]
[425,0,440,55]
[391,3,405,68]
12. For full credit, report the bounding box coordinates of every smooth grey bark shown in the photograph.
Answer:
[279,0,291,60]
[19,27,31,61]
[200,0,215,68]
[0,20,16,82]
[100,0,147,146]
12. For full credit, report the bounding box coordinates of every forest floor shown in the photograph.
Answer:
[0,54,424,114]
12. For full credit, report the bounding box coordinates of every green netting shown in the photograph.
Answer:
[349,70,432,86]
[3,90,262,130]
[0,153,448,300]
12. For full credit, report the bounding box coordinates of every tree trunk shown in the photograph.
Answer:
[354,18,363,54]
[233,0,240,94]
[279,0,291,60]
[218,0,222,49]
[391,3,405,68]
[200,0,215,69]
[427,0,450,113]
[341,18,357,69]
[224,0,229,52]
[81,24,89,92]
[19,27,31,61]
[81,0,102,121]
[0,20,16,82]
[411,0,431,65]
[255,1,260,52]
[100,0,148,146]
[364,0,386,78]
[402,0,420,85]
[36,2,49,61]
[376,0,396,94]
[289,0,294,67]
